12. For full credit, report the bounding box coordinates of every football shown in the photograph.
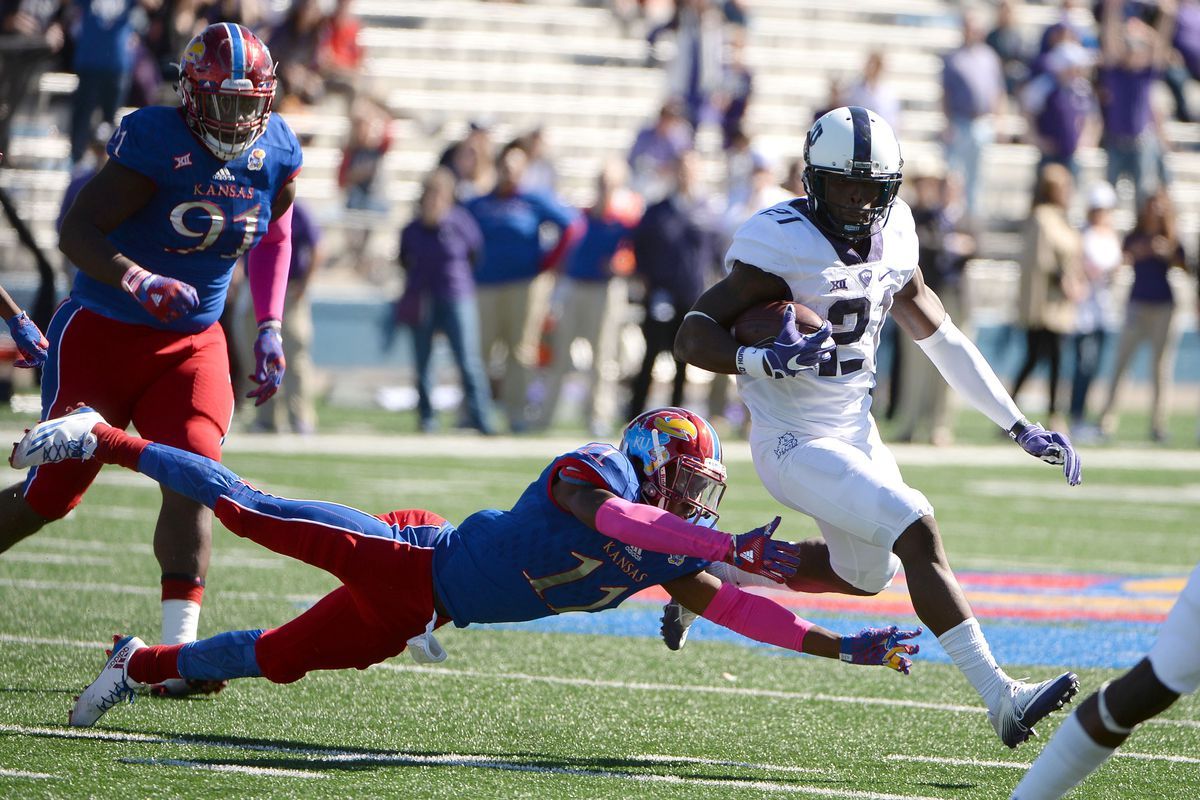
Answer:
[731,301,824,347]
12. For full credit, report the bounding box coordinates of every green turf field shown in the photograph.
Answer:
[0,431,1196,799]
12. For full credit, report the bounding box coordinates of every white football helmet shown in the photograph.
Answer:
[802,106,904,240]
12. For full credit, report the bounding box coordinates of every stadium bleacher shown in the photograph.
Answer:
[1,0,1196,326]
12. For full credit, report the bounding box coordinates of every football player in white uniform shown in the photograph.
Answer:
[1011,562,1200,798]
[665,106,1083,748]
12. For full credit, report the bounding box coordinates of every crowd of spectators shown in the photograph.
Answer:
[0,0,366,174]
[3,0,1198,443]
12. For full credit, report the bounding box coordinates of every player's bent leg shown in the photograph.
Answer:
[891,516,973,634]
[1079,659,1179,747]
[255,587,411,684]
[786,537,879,596]
[892,516,1077,747]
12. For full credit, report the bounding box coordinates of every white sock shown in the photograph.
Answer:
[938,617,1011,711]
[1010,712,1115,799]
[161,599,201,645]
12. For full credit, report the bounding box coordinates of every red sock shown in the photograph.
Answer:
[161,575,205,605]
[93,423,150,471]
[128,643,184,684]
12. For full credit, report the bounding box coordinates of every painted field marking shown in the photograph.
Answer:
[0,767,56,779]
[1,553,113,566]
[120,758,326,779]
[379,663,1200,738]
[0,578,319,604]
[887,750,1200,768]
[0,724,939,799]
[9,624,1186,742]
[0,634,103,649]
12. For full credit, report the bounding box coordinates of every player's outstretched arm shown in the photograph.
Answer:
[662,572,919,672]
[60,160,199,324]
[892,268,1081,485]
[0,284,47,368]
[553,479,801,583]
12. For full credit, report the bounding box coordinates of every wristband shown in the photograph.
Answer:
[683,310,718,325]
[258,319,282,334]
[1096,681,1133,735]
[120,265,151,294]
[735,346,770,378]
[1007,418,1032,441]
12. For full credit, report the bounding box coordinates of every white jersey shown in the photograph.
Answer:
[726,197,920,440]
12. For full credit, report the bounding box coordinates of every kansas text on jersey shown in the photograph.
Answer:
[71,106,303,332]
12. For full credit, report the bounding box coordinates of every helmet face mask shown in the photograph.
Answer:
[179,23,276,161]
[803,106,903,241]
[655,456,727,523]
[619,407,726,523]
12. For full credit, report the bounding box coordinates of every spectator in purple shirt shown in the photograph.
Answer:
[1174,0,1200,82]
[398,168,496,435]
[1023,40,1097,179]
[942,10,1007,222]
[1098,189,1187,442]
[628,99,693,202]
[1098,0,1175,211]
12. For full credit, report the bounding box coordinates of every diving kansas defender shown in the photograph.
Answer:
[9,406,920,728]
[0,23,301,697]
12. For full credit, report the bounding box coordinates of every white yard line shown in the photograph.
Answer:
[0,767,56,779]
[379,663,1200,737]
[0,725,938,798]
[5,428,1200,470]
[0,577,318,604]
[0,553,113,566]
[120,758,327,779]
[888,749,1200,768]
[0,634,103,649]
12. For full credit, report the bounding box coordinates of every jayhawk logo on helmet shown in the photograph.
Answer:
[620,407,726,522]
[178,22,276,161]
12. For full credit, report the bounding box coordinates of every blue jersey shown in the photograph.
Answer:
[71,106,303,332]
[429,443,709,626]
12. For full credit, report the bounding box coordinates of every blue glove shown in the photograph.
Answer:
[246,321,286,407]
[760,306,834,379]
[729,516,802,584]
[121,266,199,324]
[1011,420,1081,486]
[7,311,48,368]
[840,625,922,674]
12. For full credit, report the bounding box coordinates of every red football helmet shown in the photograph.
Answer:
[619,407,727,522]
[178,23,276,161]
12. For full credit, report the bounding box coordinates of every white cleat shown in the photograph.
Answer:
[10,406,106,469]
[69,635,146,728]
[660,600,699,651]
[989,672,1080,748]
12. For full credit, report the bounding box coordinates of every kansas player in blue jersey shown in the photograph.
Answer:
[0,23,301,696]
[9,405,921,727]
